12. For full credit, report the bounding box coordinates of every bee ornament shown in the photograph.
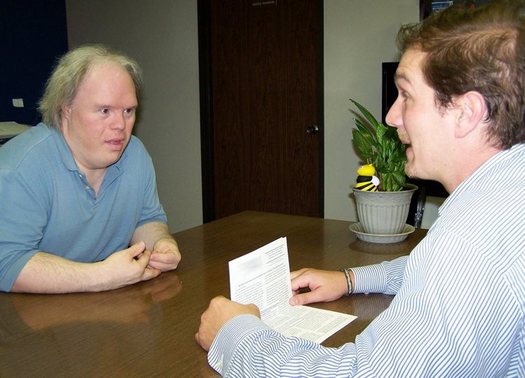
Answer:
[354,164,380,192]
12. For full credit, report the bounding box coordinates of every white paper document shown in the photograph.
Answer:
[229,237,357,343]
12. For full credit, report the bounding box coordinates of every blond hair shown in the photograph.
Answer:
[38,44,143,128]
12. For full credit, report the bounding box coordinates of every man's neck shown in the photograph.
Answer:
[443,144,502,193]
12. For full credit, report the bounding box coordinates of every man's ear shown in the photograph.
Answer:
[454,91,488,138]
[61,105,72,125]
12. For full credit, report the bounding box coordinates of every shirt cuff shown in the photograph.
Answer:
[351,263,388,294]
[208,314,270,375]
[351,256,408,295]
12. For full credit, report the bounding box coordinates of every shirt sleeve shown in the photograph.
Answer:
[0,168,48,292]
[351,255,408,295]
[209,232,522,377]
[133,140,168,227]
[209,314,360,377]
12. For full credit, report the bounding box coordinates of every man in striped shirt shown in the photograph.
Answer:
[196,1,525,376]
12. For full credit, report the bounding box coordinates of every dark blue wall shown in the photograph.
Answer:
[0,0,68,125]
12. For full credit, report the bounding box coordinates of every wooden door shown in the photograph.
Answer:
[199,0,323,221]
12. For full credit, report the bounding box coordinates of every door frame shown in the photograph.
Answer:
[197,0,325,223]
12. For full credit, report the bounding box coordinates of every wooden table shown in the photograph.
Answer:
[0,211,426,377]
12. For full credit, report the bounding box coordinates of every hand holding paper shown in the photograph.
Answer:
[229,237,356,343]
[195,296,260,351]
[290,268,350,306]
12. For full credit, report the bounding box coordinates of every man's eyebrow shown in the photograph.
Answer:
[394,72,409,83]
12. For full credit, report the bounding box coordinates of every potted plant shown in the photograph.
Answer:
[350,99,417,239]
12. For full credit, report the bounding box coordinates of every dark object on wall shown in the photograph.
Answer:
[381,62,399,125]
[420,0,493,20]
[0,0,68,125]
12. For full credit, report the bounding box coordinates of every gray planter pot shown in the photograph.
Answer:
[352,184,418,234]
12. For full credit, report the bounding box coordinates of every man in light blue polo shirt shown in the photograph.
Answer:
[0,45,181,293]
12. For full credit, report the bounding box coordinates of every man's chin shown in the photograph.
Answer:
[103,153,124,168]
[406,168,432,182]
[404,163,421,180]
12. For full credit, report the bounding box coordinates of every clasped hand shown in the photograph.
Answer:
[104,238,181,290]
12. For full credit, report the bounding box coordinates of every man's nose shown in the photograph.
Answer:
[385,98,401,128]
[112,112,126,129]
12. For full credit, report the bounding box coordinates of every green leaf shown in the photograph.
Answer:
[350,98,407,191]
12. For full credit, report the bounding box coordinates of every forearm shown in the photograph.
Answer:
[132,221,181,271]
[132,221,176,250]
[11,252,112,294]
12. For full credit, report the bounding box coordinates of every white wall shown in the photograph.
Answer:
[67,0,435,232]
[66,0,202,232]
[323,0,419,222]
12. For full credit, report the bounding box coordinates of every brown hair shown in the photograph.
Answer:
[38,44,143,129]
[397,0,525,149]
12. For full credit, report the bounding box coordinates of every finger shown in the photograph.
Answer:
[148,260,169,270]
[129,241,147,259]
[133,249,161,280]
[290,273,314,292]
[196,332,211,351]
[141,265,162,281]
[148,259,177,272]
[194,332,203,348]
[247,303,261,317]
[150,250,181,268]
[290,268,308,280]
[134,249,152,267]
[211,295,227,305]
[153,238,179,254]
[289,291,318,306]
[150,251,179,264]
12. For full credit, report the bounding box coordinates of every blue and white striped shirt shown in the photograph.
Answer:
[208,143,525,377]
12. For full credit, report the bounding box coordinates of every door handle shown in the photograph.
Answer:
[306,125,319,134]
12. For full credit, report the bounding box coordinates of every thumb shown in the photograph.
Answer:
[129,241,147,258]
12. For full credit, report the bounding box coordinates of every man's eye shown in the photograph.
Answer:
[99,108,110,115]
[124,108,135,116]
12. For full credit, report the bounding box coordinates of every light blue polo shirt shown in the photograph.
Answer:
[0,123,167,291]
